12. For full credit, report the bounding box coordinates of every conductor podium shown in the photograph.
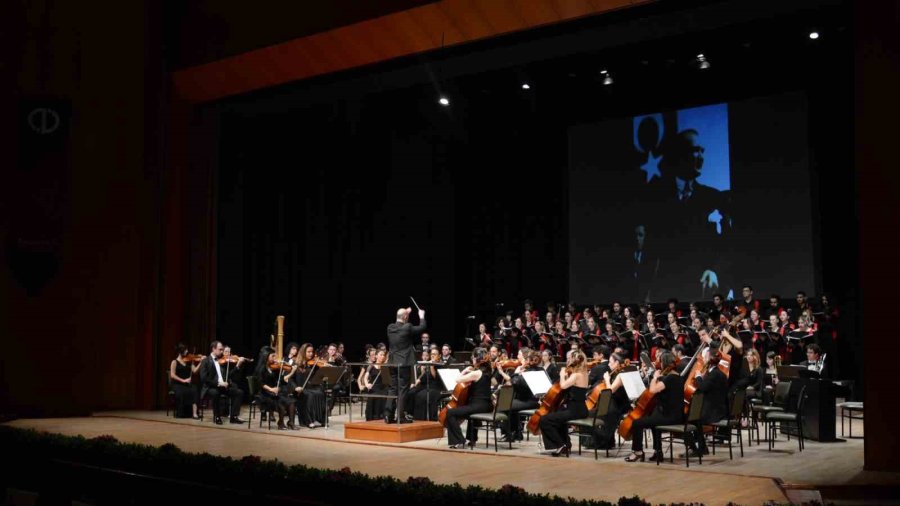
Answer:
[343,362,444,443]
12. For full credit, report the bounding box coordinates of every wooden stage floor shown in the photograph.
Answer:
[4,408,896,505]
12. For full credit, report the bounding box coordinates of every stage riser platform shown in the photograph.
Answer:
[344,420,444,443]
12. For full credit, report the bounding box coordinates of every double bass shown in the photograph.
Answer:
[438,359,489,426]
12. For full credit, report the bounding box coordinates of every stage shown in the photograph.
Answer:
[4,408,895,505]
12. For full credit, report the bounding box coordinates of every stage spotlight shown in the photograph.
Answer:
[809,31,820,40]
[601,70,613,86]
[438,96,450,106]
[521,83,531,90]
[696,53,710,70]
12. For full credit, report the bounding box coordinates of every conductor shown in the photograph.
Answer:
[384,306,426,423]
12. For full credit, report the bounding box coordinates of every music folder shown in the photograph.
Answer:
[522,370,553,396]
[619,371,647,401]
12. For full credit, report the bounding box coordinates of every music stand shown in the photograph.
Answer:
[309,367,347,429]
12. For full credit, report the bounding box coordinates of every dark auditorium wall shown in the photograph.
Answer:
[856,0,900,472]
[0,0,163,414]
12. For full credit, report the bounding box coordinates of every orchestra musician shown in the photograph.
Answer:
[439,343,456,365]
[589,352,629,450]
[624,351,684,463]
[255,346,296,430]
[540,349,560,383]
[364,348,389,421]
[170,343,198,419]
[497,348,542,442]
[356,347,377,393]
[199,341,244,425]
[798,343,827,377]
[292,343,327,428]
[445,348,493,449]
[539,350,590,457]
[685,341,729,457]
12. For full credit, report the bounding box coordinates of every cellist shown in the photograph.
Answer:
[685,341,728,458]
[624,351,684,463]
[444,347,493,449]
[588,352,629,450]
[539,350,589,457]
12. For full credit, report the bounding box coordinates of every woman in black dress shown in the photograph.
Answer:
[498,348,541,442]
[170,343,197,419]
[292,343,327,428]
[541,349,560,383]
[624,351,685,463]
[444,347,493,449]
[412,347,444,421]
[539,350,590,456]
[255,347,296,430]
[364,348,388,421]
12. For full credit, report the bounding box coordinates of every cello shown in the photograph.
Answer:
[438,358,490,426]
[585,359,630,411]
[682,329,732,413]
[617,357,677,440]
[526,355,590,435]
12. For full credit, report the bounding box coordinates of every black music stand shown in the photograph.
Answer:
[309,367,346,429]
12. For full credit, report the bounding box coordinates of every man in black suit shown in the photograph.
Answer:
[384,306,426,423]
[797,343,827,378]
[634,129,734,301]
[199,340,244,425]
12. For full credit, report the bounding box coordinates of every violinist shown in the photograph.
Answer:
[199,341,244,425]
[439,343,456,365]
[624,351,684,463]
[539,350,589,457]
[704,327,748,394]
[745,348,765,403]
[686,342,728,458]
[408,348,443,420]
[589,352,629,450]
[404,349,432,419]
[445,348,493,449]
[357,346,376,393]
[218,346,248,418]
[587,345,611,388]
[540,349,560,383]
[255,346,295,430]
[170,343,199,419]
[497,348,541,442]
[671,344,688,374]
[364,348,388,421]
[292,343,328,428]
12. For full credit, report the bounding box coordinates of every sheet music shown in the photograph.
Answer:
[437,368,462,391]
[522,370,553,396]
[620,371,647,400]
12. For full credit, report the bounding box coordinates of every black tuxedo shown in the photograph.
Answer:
[199,356,243,419]
[384,317,426,420]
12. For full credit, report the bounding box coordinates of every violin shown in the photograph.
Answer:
[184,353,205,364]
[268,359,294,373]
[218,355,253,365]
[306,358,331,368]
